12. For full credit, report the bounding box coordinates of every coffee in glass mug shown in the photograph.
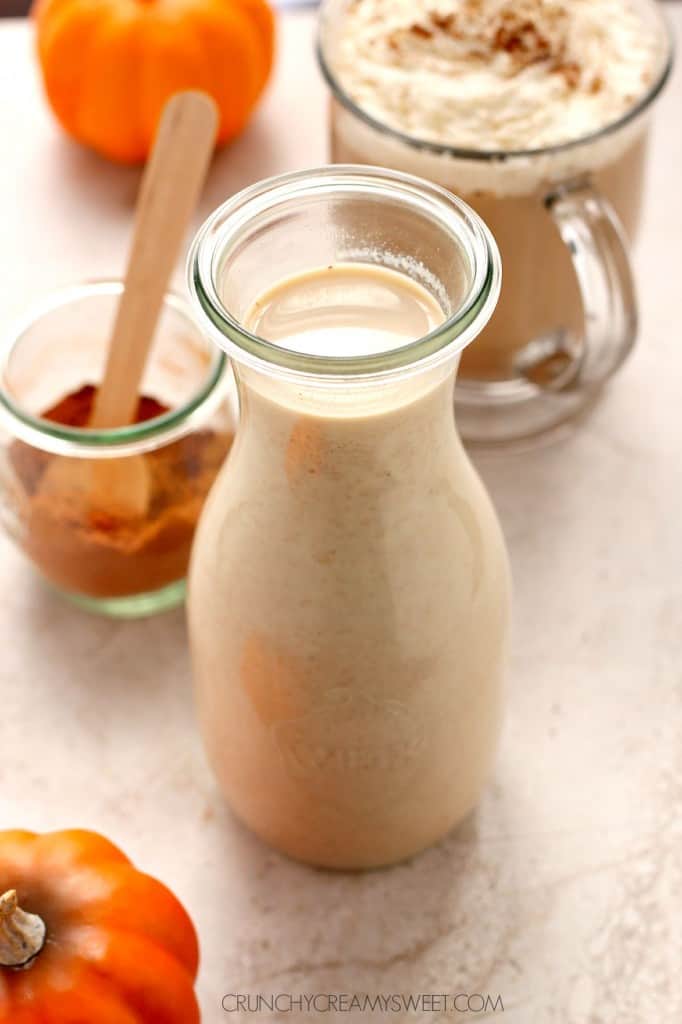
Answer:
[319,0,673,445]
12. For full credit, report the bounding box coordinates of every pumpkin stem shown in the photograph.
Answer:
[0,890,47,968]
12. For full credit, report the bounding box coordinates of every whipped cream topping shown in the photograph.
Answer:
[328,0,666,151]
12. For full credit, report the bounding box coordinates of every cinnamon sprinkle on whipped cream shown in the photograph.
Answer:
[329,0,665,150]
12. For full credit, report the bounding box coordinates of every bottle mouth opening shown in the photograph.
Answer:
[188,166,501,382]
[0,282,227,457]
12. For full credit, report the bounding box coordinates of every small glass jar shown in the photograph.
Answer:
[0,281,235,618]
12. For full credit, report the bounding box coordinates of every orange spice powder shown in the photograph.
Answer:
[9,385,233,598]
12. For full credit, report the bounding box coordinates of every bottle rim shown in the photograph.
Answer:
[188,165,502,384]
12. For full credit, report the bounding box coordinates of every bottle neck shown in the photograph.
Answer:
[236,356,460,424]
[233,358,462,478]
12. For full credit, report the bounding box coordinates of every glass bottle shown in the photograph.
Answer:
[188,167,511,868]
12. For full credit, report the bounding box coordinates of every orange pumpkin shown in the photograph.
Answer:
[33,0,275,164]
[0,829,200,1023]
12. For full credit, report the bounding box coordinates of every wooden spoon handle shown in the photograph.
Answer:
[91,91,219,429]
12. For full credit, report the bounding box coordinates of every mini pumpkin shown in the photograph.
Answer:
[33,0,275,164]
[0,829,200,1023]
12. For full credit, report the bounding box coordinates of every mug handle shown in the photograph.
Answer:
[516,179,638,391]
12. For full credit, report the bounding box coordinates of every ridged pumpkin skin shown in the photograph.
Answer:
[0,829,200,1023]
[33,0,275,164]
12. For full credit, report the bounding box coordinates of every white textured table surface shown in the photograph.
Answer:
[1,11,681,1024]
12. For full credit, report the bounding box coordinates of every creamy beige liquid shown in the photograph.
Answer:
[189,264,510,869]
[246,262,443,356]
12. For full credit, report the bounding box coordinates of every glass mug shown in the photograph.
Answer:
[187,167,511,869]
[318,0,673,446]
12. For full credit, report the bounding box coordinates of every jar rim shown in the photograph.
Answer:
[187,165,502,381]
[316,0,674,163]
[0,280,227,456]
